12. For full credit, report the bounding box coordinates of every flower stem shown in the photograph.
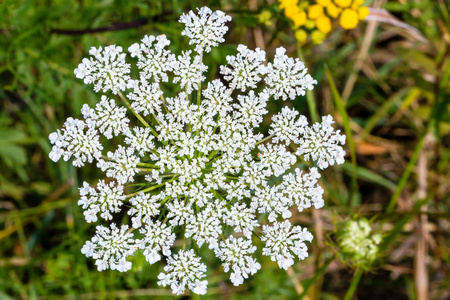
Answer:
[137,163,159,168]
[152,113,161,125]
[118,91,160,139]
[157,85,169,112]
[255,134,274,146]
[126,175,178,198]
[197,51,203,106]
[343,268,363,300]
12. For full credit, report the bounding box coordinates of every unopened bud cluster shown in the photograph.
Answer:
[337,218,381,269]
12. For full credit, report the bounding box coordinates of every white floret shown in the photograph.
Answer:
[220,44,266,91]
[224,203,259,238]
[264,47,317,100]
[282,167,324,211]
[261,220,313,270]
[295,115,346,169]
[124,127,155,157]
[126,80,164,116]
[233,91,268,128]
[128,34,176,82]
[81,95,130,139]
[179,7,231,53]
[78,180,126,222]
[157,249,208,295]
[185,201,226,249]
[97,145,140,184]
[82,223,136,272]
[173,51,207,94]
[49,117,103,167]
[127,192,162,228]
[215,236,261,286]
[137,220,175,264]
[74,45,130,94]
[269,106,308,145]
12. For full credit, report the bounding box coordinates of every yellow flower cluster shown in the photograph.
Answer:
[279,0,370,44]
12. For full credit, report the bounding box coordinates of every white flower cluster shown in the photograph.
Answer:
[180,6,232,53]
[49,6,346,295]
[81,224,136,272]
[158,249,208,295]
[261,220,313,270]
[74,45,130,94]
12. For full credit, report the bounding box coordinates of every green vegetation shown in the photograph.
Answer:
[1,0,449,299]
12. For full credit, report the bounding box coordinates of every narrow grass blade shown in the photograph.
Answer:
[340,162,396,191]
[297,43,319,123]
[326,67,358,202]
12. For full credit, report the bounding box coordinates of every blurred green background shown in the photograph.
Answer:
[1,0,449,299]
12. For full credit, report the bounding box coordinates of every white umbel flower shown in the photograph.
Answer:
[173,51,208,94]
[74,45,130,94]
[128,34,175,83]
[220,44,266,91]
[126,80,163,116]
[215,236,261,286]
[81,95,130,139]
[157,249,208,295]
[179,7,231,53]
[127,192,162,228]
[78,180,126,222]
[282,167,324,212]
[97,145,140,184]
[49,117,103,167]
[261,220,313,270]
[52,6,347,295]
[296,115,346,169]
[269,106,308,145]
[81,223,136,272]
[137,220,175,264]
[264,47,317,100]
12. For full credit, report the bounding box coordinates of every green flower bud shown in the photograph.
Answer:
[337,218,381,269]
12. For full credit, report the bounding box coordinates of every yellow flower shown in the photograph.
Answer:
[279,0,298,9]
[334,0,352,8]
[305,19,316,29]
[326,2,342,18]
[316,16,331,33]
[293,11,307,27]
[300,2,310,10]
[308,4,324,19]
[340,8,359,29]
[284,5,302,20]
[316,0,331,6]
[311,30,326,44]
[358,6,370,20]
[351,0,365,10]
[295,29,308,42]
[258,10,273,26]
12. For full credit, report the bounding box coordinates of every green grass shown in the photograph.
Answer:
[1,0,450,299]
